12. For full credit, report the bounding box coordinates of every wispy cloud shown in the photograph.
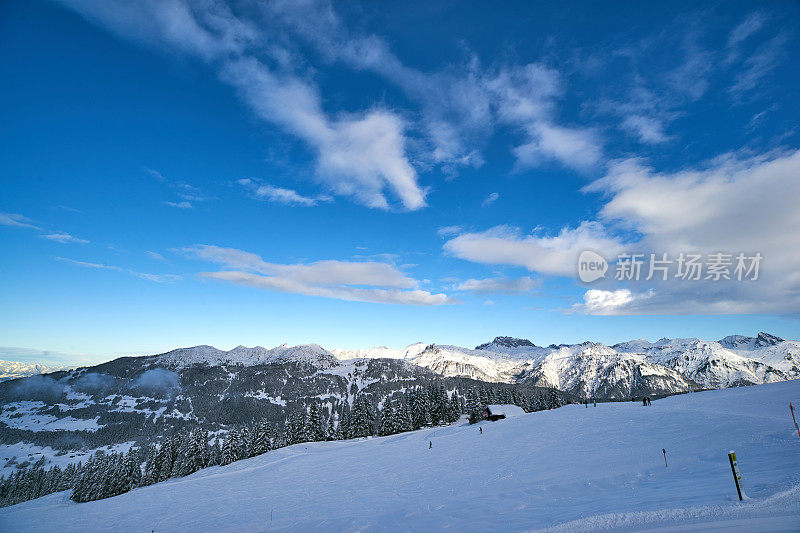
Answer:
[236,178,329,207]
[0,212,43,230]
[180,244,452,306]
[726,12,768,63]
[164,201,193,209]
[147,168,210,208]
[729,33,788,99]
[41,232,90,244]
[481,192,499,208]
[57,257,181,282]
[437,225,463,237]
[620,115,671,144]
[454,276,539,294]
[488,63,603,171]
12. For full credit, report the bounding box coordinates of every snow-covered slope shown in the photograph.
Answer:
[3,380,798,532]
[0,361,67,382]
[520,343,696,399]
[154,343,339,369]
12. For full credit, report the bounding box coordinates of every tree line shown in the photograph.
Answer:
[1,384,564,507]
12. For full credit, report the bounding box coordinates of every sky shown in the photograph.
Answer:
[1,0,799,365]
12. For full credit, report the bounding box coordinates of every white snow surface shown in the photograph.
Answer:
[486,404,525,417]
[2,381,799,532]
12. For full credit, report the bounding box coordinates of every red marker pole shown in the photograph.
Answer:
[662,448,667,468]
[791,402,800,438]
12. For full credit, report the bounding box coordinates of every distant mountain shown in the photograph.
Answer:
[2,333,797,478]
[0,361,68,382]
[0,344,560,476]
[475,336,537,350]
[153,343,339,369]
[335,332,799,399]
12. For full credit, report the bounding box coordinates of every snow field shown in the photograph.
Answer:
[1,380,799,532]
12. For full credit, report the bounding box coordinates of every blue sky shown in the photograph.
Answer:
[1,0,799,365]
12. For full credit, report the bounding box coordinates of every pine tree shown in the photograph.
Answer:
[306,402,326,442]
[286,411,307,445]
[221,430,239,466]
[409,388,431,429]
[349,397,376,438]
[378,398,396,436]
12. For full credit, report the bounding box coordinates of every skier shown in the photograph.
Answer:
[479,427,482,434]
[593,399,596,407]
[643,397,647,406]
[429,441,432,449]
[647,397,652,406]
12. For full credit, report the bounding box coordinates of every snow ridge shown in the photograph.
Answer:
[154,344,338,369]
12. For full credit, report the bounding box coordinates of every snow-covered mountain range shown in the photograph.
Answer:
[333,332,800,399]
[0,361,68,382]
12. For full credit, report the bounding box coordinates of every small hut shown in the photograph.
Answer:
[484,404,526,421]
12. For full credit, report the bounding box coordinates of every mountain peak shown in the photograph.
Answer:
[756,332,784,347]
[718,332,785,350]
[475,336,536,350]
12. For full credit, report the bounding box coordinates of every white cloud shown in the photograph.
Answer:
[454,276,539,294]
[255,185,318,206]
[580,150,800,314]
[164,201,193,209]
[482,192,499,207]
[180,244,451,306]
[238,179,325,207]
[443,150,800,314]
[56,257,180,282]
[41,232,90,244]
[437,225,463,237]
[147,251,166,261]
[580,289,635,315]
[487,63,603,171]
[222,57,426,210]
[60,0,426,211]
[729,34,787,98]
[512,122,602,171]
[726,12,768,63]
[620,115,670,144]
[0,212,42,230]
[443,223,625,277]
[202,271,450,306]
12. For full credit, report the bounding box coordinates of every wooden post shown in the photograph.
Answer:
[791,402,800,438]
[728,450,744,501]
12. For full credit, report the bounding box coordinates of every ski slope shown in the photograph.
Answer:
[2,381,799,532]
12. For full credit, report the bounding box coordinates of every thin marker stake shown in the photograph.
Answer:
[728,450,745,501]
[662,448,667,468]
[791,402,800,438]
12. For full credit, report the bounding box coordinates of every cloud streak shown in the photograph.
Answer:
[181,244,451,306]
[454,276,539,294]
[57,257,181,283]
[40,232,90,244]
